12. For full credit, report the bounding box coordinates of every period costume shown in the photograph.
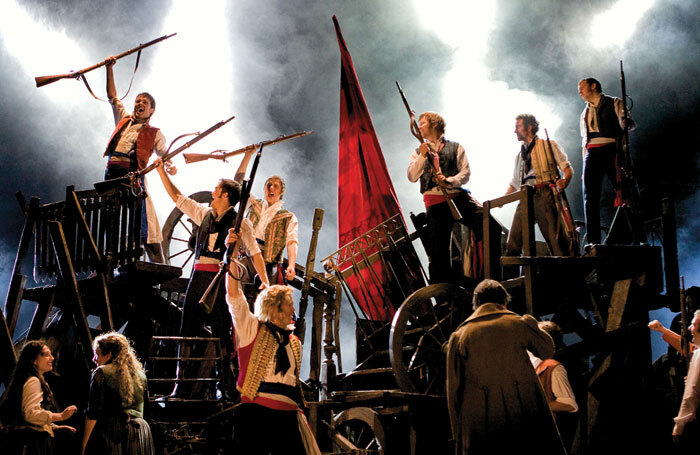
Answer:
[446,303,565,455]
[407,137,500,282]
[227,291,320,454]
[84,364,153,455]
[674,349,700,442]
[175,194,237,394]
[579,93,628,244]
[246,197,298,285]
[507,137,573,256]
[104,98,166,247]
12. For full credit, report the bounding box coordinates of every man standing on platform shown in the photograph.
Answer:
[505,114,574,257]
[236,149,299,291]
[578,77,636,245]
[407,112,500,283]
[103,56,175,262]
[154,159,268,397]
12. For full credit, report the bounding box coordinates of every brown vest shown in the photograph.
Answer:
[104,116,159,170]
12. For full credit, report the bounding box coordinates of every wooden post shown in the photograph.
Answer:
[66,188,114,331]
[483,200,492,279]
[48,221,93,361]
[521,186,536,315]
[4,196,40,336]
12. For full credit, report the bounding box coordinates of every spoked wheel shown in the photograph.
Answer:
[331,407,386,455]
[389,283,472,395]
[161,191,212,273]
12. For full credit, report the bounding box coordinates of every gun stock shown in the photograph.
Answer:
[182,151,226,164]
[35,73,80,88]
[35,33,176,88]
[543,129,579,254]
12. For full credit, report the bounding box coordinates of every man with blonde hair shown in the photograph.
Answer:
[225,228,319,454]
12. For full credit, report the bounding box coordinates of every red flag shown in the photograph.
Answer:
[333,16,421,321]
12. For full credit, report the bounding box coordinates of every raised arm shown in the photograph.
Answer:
[155,158,182,203]
[105,56,117,101]
[235,148,257,183]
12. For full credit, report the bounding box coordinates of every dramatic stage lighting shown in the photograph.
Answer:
[590,0,655,49]
[414,0,562,231]
[0,0,91,103]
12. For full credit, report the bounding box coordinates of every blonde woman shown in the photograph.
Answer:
[82,332,153,455]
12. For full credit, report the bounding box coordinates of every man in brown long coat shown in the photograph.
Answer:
[446,280,566,455]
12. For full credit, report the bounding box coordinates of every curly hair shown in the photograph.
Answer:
[254,285,293,323]
[419,112,446,136]
[515,113,540,135]
[93,332,145,408]
[0,340,58,427]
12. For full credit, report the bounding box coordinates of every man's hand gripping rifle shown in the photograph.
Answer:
[199,144,264,313]
[94,115,235,196]
[544,129,579,255]
[395,81,462,221]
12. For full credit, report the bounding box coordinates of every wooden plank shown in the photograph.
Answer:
[521,187,535,315]
[500,256,601,266]
[483,200,493,279]
[4,196,40,336]
[0,293,17,386]
[47,221,93,361]
[27,289,55,340]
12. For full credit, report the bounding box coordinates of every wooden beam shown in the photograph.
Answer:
[4,196,40,336]
[47,221,93,361]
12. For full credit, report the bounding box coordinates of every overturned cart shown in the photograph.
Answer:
[309,186,676,455]
[309,213,470,454]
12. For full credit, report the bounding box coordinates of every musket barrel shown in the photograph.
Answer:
[184,131,312,165]
[34,33,177,88]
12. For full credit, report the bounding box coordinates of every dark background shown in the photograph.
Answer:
[1,0,698,370]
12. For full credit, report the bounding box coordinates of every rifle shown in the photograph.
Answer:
[199,144,264,313]
[35,33,176,88]
[395,81,462,221]
[94,115,235,196]
[183,130,313,164]
[544,129,579,255]
[294,208,324,344]
[680,276,690,369]
[618,61,642,210]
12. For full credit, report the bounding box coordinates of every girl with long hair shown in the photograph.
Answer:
[81,332,154,455]
[0,340,77,454]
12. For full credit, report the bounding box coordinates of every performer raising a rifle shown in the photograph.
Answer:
[153,158,268,398]
[103,55,175,262]
[406,111,500,283]
[578,76,636,245]
[235,149,299,300]
[505,114,575,257]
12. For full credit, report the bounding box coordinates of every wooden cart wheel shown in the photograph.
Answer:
[161,191,212,274]
[389,283,471,395]
[332,407,386,454]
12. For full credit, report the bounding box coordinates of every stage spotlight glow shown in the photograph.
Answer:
[0,0,90,103]
[142,0,235,273]
[413,0,562,230]
[590,0,655,49]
